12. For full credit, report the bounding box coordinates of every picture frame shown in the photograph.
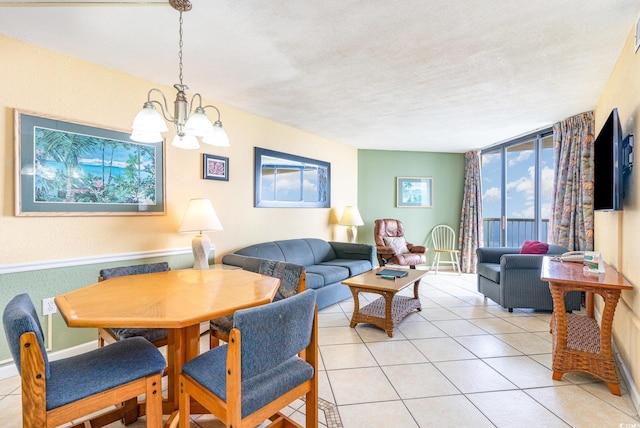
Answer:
[396,176,433,208]
[203,153,229,181]
[15,109,165,216]
[254,147,331,208]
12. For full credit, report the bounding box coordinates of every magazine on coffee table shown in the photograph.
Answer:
[376,269,408,278]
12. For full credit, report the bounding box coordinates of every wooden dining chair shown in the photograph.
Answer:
[3,293,166,428]
[179,289,318,428]
[98,262,170,348]
[209,259,306,348]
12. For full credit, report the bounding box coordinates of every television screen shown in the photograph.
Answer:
[593,108,623,211]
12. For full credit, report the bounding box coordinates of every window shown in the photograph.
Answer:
[254,147,331,208]
[481,130,554,247]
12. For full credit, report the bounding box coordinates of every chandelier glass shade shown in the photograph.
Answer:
[130,0,229,149]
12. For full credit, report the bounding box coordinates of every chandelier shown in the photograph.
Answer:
[130,0,229,149]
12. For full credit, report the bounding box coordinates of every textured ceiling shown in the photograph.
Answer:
[1,0,639,152]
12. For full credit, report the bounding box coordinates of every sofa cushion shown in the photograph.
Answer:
[235,242,286,261]
[305,265,350,287]
[477,262,500,283]
[304,272,325,290]
[273,239,316,266]
[320,259,371,276]
[305,238,338,263]
[520,240,549,255]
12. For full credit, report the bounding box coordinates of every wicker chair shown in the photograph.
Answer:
[3,293,165,427]
[179,289,318,428]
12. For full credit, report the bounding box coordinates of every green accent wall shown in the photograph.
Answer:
[357,150,466,265]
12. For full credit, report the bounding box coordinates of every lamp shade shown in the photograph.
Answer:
[339,206,364,226]
[201,121,230,147]
[131,104,169,133]
[179,198,224,233]
[171,134,200,150]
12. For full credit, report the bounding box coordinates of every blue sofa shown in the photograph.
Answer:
[476,245,582,312]
[221,238,375,309]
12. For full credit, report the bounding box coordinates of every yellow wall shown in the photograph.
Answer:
[594,21,640,399]
[0,35,357,265]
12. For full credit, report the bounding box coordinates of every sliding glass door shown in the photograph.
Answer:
[481,130,554,247]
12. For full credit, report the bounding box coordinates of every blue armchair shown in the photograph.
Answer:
[180,289,318,427]
[476,245,582,312]
[3,293,166,427]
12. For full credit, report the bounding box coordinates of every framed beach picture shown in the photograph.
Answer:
[203,153,229,181]
[396,176,433,208]
[15,110,165,216]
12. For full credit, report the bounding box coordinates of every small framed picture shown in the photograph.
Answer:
[203,154,229,181]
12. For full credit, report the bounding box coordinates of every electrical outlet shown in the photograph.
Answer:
[42,297,57,315]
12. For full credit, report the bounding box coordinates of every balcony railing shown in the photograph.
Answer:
[483,218,549,247]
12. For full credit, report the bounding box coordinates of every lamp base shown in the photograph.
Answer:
[192,234,211,270]
[346,226,358,243]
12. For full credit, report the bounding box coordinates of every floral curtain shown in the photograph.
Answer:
[550,111,594,251]
[458,151,483,273]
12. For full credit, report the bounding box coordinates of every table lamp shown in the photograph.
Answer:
[339,206,364,243]
[179,198,223,270]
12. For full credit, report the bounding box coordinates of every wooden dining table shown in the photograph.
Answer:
[55,268,280,427]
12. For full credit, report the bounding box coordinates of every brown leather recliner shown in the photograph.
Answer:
[374,218,427,269]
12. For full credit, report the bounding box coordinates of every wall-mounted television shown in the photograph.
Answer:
[593,108,633,211]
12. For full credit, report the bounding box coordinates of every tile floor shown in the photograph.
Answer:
[1,272,639,427]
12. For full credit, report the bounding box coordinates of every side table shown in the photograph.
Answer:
[540,257,632,395]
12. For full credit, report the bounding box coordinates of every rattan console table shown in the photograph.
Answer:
[540,256,633,395]
[342,268,428,337]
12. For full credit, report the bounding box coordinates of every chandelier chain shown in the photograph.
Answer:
[178,10,184,87]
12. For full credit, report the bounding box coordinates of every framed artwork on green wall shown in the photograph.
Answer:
[15,109,165,216]
[396,176,433,208]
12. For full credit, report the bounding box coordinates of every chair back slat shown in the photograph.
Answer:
[233,289,316,379]
[3,293,49,377]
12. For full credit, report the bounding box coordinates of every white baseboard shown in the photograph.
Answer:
[614,340,640,417]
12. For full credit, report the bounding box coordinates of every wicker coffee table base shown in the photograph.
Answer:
[349,284,421,337]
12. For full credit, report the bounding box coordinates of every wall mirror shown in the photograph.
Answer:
[254,147,330,208]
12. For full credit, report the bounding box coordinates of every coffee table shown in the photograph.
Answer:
[342,267,428,337]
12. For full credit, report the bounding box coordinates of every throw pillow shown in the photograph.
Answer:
[383,236,409,255]
[520,240,549,255]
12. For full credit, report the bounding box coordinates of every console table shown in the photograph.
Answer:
[540,256,632,395]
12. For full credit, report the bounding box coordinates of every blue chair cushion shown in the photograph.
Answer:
[477,262,500,283]
[182,345,313,418]
[258,260,305,301]
[47,336,166,410]
[99,262,169,280]
[108,327,168,343]
[210,314,234,336]
[3,294,49,377]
